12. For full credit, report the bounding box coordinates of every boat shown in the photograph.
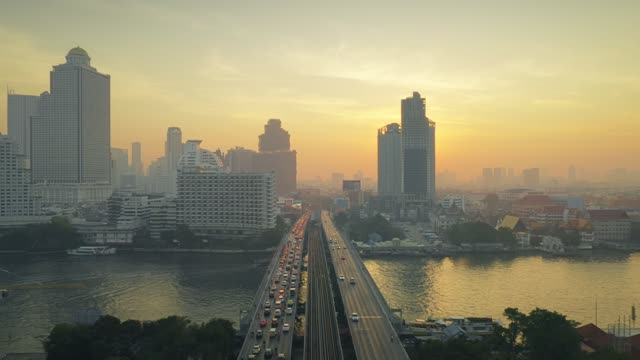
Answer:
[67,246,117,256]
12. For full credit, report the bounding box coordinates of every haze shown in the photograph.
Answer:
[1,0,639,181]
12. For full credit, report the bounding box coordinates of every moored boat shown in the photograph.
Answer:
[67,246,117,256]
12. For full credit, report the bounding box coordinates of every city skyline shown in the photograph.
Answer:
[1,1,640,180]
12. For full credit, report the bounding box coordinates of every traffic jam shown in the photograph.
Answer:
[249,212,310,360]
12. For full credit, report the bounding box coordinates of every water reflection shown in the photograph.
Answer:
[364,252,640,328]
[0,253,265,352]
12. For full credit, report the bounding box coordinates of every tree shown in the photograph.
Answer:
[334,212,349,229]
[502,307,582,360]
[497,228,517,249]
[411,337,492,360]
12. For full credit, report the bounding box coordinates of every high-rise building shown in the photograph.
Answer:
[131,142,143,176]
[7,93,39,160]
[110,148,129,189]
[259,119,290,152]
[0,134,40,218]
[568,165,576,182]
[32,47,111,184]
[377,123,403,196]
[255,119,297,196]
[30,47,111,204]
[401,92,435,199]
[331,173,345,191]
[165,127,183,174]
[523,168,540,188]
[176,140,276,238]
[226,147,256,173]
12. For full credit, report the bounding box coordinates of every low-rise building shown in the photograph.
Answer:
[148,196,176,241]
[588,210,631,243]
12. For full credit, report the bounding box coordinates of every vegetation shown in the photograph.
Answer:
[347,214,405,242]
[446,222,515,248]
[334,211,349,230]
[0,216,81,251]
[44,315,236,360]
[409,307,630,360]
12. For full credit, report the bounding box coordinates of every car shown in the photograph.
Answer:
[269,291,274,298]
[281,281,288,286]
[265,301,271,307]
[269,328,277,337]
[264,308,271,316]
[271,318,279,327]
[265,348,273,359]
[278,294,284,301]
[248,354,257,360]
[350,277,356,284]
[277,353,286,360]
[351,313,360,322]
[339,275,345,281]
[341,256,345,260]
[285,307,293,315]
[337,246,341,249]
[274,309,281,317]
[283,323,290,332]
[287,299,294,306]
[259,319,267,327]
[252,345,261,354]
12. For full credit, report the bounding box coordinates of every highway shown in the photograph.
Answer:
[321,211,410,360]
[303,223,343,360]
[237,213,310,360]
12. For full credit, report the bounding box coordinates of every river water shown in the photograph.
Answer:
[1,251,639,353]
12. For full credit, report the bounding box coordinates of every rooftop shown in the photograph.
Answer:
[588,209,630,221]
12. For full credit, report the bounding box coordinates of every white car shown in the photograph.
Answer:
[283,323,290,332]
[285,307,293,315]
[339,275,345,281]
[274,309,282,317]
[252,345,261,354]
[351,313,360,322]
[350,277,356,285]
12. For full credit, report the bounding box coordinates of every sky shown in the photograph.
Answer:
[1,0,639,181]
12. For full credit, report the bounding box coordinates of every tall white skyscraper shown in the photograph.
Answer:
[165,127,183,174]
[30,47,111,204]
[377,123,403,196]
[7,93,39,160]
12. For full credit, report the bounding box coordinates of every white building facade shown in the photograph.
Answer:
[7,93,39,160]
[176,141,276,238]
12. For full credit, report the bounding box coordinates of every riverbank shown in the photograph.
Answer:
[126,247,276,254]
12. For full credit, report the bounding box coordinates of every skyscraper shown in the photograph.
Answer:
[131,142,143,176]
[259,119,290,152]
[32,47,110,184]
[7,93,39,159]
[0,134,40,217]
[523,168,540,188]
[165,127,183,174]
[30,47,111,204]
[401,91,435,199]
[377,123,403,196]
[254,119,297,196]
[111,148,129,189]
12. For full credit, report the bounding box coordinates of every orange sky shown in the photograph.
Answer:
[1,1,639,181]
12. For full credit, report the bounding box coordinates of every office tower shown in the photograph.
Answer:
[226,147,256,173]
[131,142,143,176]
[30,47,111,204]
[165,127,183,174]
[111,148,129,189]
[259,119,290,152]
[377,123,403,196]
[401,92,435,199]
[331,173,345,191]
[254,119,297,196]
[0,134,40,217]
[32,47,110,184]
[523,168,540,188]
[7,93,39,160]
[568,165,576,182]
[177,140,276,237]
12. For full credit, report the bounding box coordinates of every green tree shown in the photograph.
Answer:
[334,212,349,229]
[497,228,517,249]
[411,337,492,360]
[502,307,582,360]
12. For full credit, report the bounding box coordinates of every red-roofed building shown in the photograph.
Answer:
[588,210,631,243]
[511,195,560,218]
[576,323,611,352]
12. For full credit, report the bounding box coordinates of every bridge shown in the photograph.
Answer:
[238,210,409,360]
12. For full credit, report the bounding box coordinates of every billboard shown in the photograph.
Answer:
[342,180,361,192]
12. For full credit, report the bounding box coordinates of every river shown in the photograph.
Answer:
[1,251,639,353]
